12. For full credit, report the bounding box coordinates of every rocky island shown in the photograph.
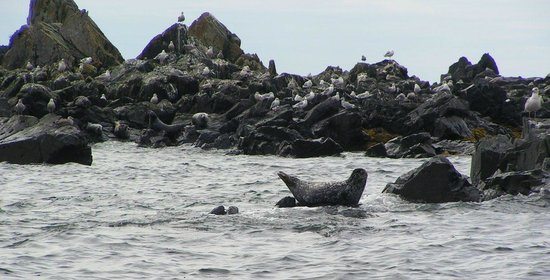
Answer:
[1,0,548,204]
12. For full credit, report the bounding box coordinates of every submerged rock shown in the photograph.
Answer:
[383,156,481,203]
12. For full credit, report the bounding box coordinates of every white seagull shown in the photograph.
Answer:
[302,80,313,89]
[525,87,543,118]
[15,99,25,115]
[47,98,56,113]
[150,93,159,104]
[26,61,34,71]
[168,41,175,52]
[155,50,169,64]
[293,99,308,110]
[270,98,281,110]
[58,59,68,72]
[414,83,421,94]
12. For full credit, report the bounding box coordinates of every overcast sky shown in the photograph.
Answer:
[1,0,549,82]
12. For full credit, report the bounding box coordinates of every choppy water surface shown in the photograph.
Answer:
[1,142,548,279]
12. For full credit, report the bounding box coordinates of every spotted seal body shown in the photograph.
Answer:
[277,168,368,207]
[148,111,186,134]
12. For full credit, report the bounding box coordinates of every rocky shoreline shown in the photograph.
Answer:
[1,0,549,204]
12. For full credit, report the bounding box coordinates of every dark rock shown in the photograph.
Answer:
[446,53,499,83]
[268,59,277,76]
[3,0,123,69]
[470,135,514,185]
[210,205,226,215]
[227,206,239,215]
[238,126,303,155]
[137,23,188,59]
[312,112,368,150]
[384,132,436,158]
[275,196,297,208]
[281,137,344,158]
[301,96,340,126]
[479,169,549,200]
[432,116,473,140]
[0,114,92,165]
[500,119,550,172]
[383,156,481,203]
[365,143,387,157]
[188,12,244,63]
[16,83,56,118]
[433,140,475,155]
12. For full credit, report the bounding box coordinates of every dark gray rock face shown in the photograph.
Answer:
[384,132,436,158]
[0,114,92,165]
[470,135,514,184]
[280,137,343,158]
[383,156,481,203]
[138,23,187,60]
[312,112,368,151]
[447,53,499,83]
[479,170,550,201]
[3,0,123,69]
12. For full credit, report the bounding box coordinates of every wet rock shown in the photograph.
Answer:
[479,169,550,200]
[0,114,92,165]
[275,196,297,208]
[138,23,188,59]
[365,143,387,157]
[16,83,56,118]
[312,112,368,151]
[383,156,481,203]
[384,132,436,158]
[447,53,499,83]
[210,205,226,215]
[280,137,344,158]
[433,140,475,155]
[470,135,514,185]
[268,59,277,76]
[3,0,123,69]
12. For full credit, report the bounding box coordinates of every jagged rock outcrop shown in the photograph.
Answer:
[2,0,123,69]
[383,156,481,203]
[188,12,244,63]
[447,53,499,83]
[138,23,187,60]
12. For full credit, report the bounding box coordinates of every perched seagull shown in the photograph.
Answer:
[270,98,281,110]
[356,91,371,99]
[395,93,406,101]
[434,82,451,93]
[202,66,211,76]
[294,94,304,102]
[414,83,421,94]
[206,46,215,58]
[322,84,335,96]
[47,98,56,113]
[26,61,34,71]
[97,70,111,81]
[341,99,355,110]
[350,91,357,98]
[100,94,107,101]
[58,59,68,72]
[168,41,175,52]
[81,57,92,65]
[306,91,316,101]
[388,83,397,94]
[361,55,366,62]
[14,99,25,115]
[150,93,159,104]
[525,87,543,118]
[287,79,299,89]
[178,12,185,22]
[331,77,344,87]
[406,92,416,101]
[320,80,328,86]
[239,65,251,77]
[254,92,275,102]
[302,80,313,89]
[293,99,308,110]
[384,50,394,60]
[155,50,169,64]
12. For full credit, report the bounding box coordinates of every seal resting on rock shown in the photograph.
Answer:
[148,111,186,134]
[277,168,368,207]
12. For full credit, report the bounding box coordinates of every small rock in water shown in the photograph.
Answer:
[275,196,297,208]
[227,206,239,215]
[210,205,226,215]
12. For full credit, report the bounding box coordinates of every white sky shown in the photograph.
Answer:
[1,0,549,82]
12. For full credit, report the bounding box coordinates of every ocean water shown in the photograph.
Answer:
[0,142,548,279]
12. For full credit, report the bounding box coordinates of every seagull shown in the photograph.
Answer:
[406,92,416,101]
[240,65,251,77]
[395,93,406,101]
[322,84,335,96]
[331,77,344,87]
[26,61,34,71]
[293,99,308,110]
[306,91,316,101]
[434,82,451,93]
[178,12,185,22]
[356,91,371,99]
[302,80,313,89]
[206,46,215,58]
[287,79,299,89]
[47,98,56,113]
[388,83,397,94]
[58,59,68,72]
[81,57,92,65]
[294,94,304,102]
[270,98,280,110]
[525,87,543,118]
[155,50,169,64]
[254,92,275,102]
[384,50,394,60]
[202,66,211,76]
[168,41,175,52]
[150,93,159,104]
[341,99,355,110]
[361,55,366,62]
[97,70,111,81]
[414,83,421,94]
[100,94,107,101]
[14,99,25,115]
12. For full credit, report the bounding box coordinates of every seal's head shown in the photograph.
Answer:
[348,168,368,188]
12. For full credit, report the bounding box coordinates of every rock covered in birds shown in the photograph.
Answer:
[277,168,368,206]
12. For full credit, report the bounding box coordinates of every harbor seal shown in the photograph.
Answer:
[147,111,186,134]
[277,168,368,207]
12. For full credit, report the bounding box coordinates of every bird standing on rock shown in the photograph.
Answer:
[168,41,175,52]
[26,61,34,71]
[414,83,421,94]
[384,50,394,60]
[47,98,56,113]
[361,55,366,61]
[206,47,215,58]
[150,94,159,104]
[525,87,543,118]
[58,59,68,72]
[14,99,25,115]
[155,50,168,64]
[178,12,185,22]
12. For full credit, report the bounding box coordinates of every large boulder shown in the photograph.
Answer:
[0,114,92,165]
[470,135,514,184]
[447,53,499,83]
[2,0,123,69]
[312,111,368,151]
[384,132,436,158]
[383,156,481,203]
[137,23,187,60]
[479,169,550,200]
[188,12,244,63]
